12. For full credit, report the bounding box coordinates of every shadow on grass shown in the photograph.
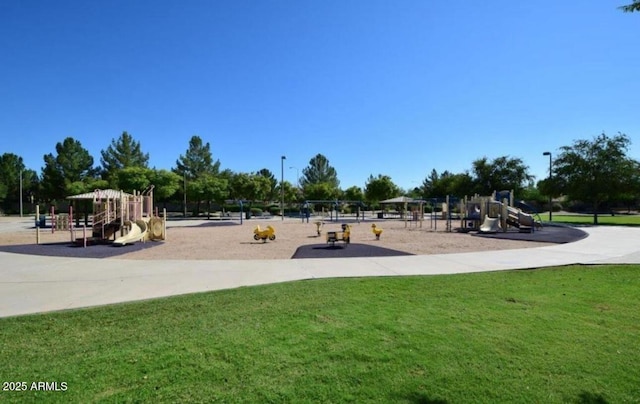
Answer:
[401,392,448,404]
[576,391,608,404]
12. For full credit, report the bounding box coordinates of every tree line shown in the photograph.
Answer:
[0,131,638,223]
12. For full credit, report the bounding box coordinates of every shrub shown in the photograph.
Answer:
[250,208,263,216]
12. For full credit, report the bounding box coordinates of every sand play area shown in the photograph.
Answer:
[0,217,554,260]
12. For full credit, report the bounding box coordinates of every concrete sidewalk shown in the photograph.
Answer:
[1,226,639,318]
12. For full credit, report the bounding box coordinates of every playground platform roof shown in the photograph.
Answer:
[66,189,133,200]
[380,196,419,204]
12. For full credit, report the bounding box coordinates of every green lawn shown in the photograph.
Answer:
[543,213,640,226]
[1,265,639,403]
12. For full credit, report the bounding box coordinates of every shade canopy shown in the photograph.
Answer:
[66,189,132,200]
[379,196,416,204]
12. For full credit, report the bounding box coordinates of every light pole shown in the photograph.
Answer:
[543,151,552,221]
[289,166,299,187]
[281,156,286,221]
[19,170,23,218]
[183,174,187,218]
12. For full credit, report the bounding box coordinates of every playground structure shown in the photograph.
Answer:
[379,196,457,233]
[253,225,276,242]
[35,187,166,247]
[326,223,351,246]
[460,190,542,233]
[301,200,366,223]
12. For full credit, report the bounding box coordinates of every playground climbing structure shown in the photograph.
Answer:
[91,187,166,245]
[460,190,542,233]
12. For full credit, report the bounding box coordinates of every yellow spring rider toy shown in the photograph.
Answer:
[254,225,276,242]
[326,224,351,246]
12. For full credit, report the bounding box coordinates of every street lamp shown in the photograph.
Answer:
[289,166,299,187]
[543,151,552,221]
[281,156,286,221]
[19,170,23,218]
[183,174,187,218]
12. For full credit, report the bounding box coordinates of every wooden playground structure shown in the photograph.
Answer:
[36,187,166,247]
[459,190,542,233]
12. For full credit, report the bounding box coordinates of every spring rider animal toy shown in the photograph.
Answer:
[371,223,383,240]
[254,225,276,242]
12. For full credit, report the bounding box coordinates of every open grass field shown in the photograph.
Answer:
[1,264,639,403]
[547,213,640,226]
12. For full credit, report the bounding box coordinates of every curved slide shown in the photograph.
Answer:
[479,215,501,233]
[506,206,534,227]
[113,220,147,246]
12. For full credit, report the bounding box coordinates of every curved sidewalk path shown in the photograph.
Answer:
[1,226,639,318]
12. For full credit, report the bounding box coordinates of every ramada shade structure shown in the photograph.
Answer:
[66,189,133,200]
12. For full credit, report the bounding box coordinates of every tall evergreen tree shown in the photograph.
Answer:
[620,1,640,12]
[41,137,98,201]
[100,131,149,185]
[0,153,38,212]
[256,168,277,202]
[420,169,474,198]
[300,154,339,189]
[173,136,220,180]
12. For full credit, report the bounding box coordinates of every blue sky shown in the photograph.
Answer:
[1,1,638,191]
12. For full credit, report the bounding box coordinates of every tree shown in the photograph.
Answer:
[66,178,109,197]
[0,182,7,206]
[554,132,637,224]
[191,173,229,218]
[617,160,640,212]
[41,137,98,201]
[277,181,300,205]
[302,182,340,208]
[343,186,364,202]
[421,169,474,198]
[300,154,340,189]
[364,174,400,209]
[149,169,182,205]
[0,153,39,213]
[100,131,149,186]
[620,1,640,12]
[116,167,152,193]
[173,136,222,216]
[470,156,533,196]
[229,173,271,204]
[173,136,220,180]
[256,168,278,202]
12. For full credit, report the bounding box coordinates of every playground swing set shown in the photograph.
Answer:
[35,187,166,247]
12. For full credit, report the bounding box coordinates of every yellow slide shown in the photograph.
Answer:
[113,220,148,246]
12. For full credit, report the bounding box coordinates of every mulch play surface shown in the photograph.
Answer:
[292,243,414,259]
[471,224,588,243]
[0,241,160,259]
